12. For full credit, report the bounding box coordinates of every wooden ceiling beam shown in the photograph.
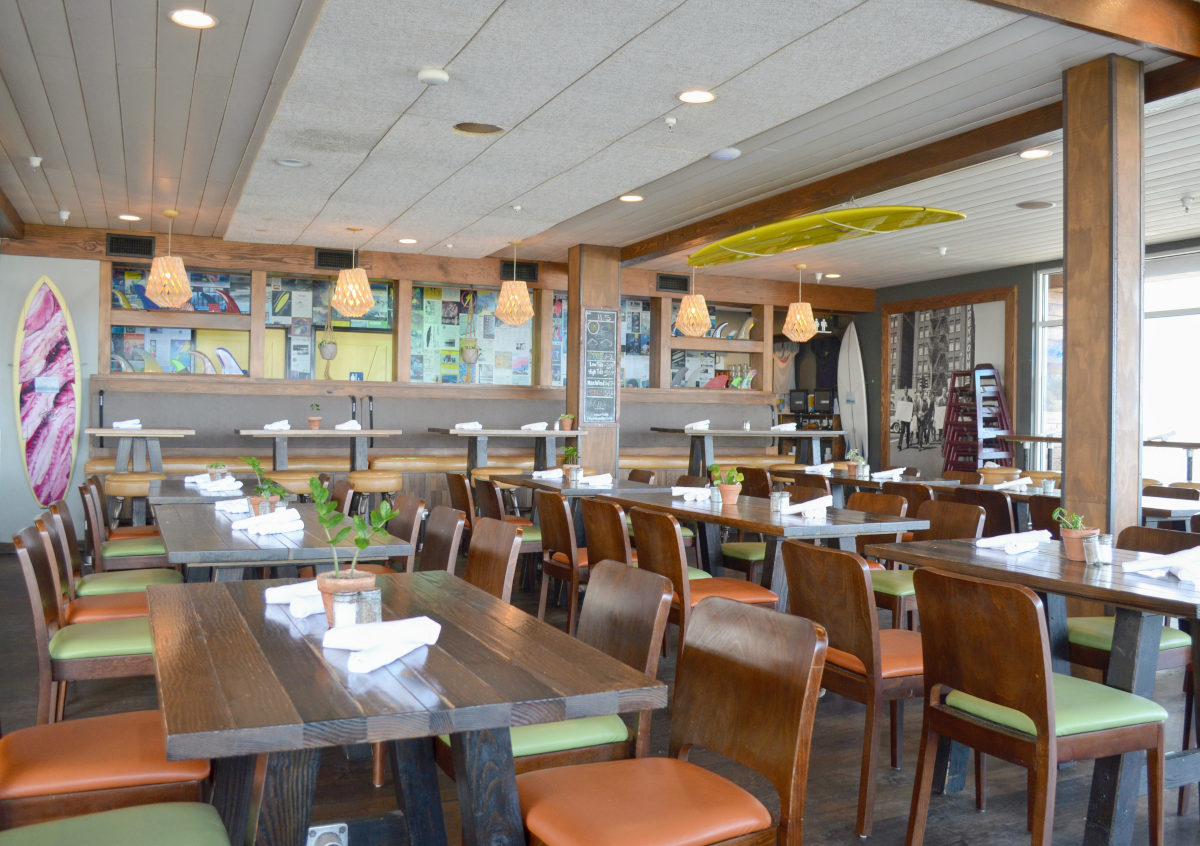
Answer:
[621,59,1200,265]
[0,185,24,239]
[972,0,1200,60]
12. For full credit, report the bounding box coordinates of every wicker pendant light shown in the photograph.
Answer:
[144,210,192,308]
[495,241,534,326]
[674,268,712,337]
[782,264,817,343]
[330,234,375,318]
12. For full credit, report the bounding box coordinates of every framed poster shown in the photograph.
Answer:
[879,285,1017,478]
[583,308,618,423]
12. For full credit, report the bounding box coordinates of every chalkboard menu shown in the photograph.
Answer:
[583,308,618,423]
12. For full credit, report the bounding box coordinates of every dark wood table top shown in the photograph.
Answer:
[650,426,843,437]
[769,468,961,490]
[147,572,667,760]
[596,490,928,539]
[1141,495,1200,518]
[153,503,411,566]
[490,473,675,496]
[147,478,251,504]
[863,538,1200,620]
[428,427,586,437]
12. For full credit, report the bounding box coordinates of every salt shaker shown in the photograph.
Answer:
[742,420,751,431]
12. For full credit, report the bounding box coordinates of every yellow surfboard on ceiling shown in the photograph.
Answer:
[686,205,965,267]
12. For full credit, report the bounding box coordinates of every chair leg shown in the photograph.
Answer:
[1029,758,1055,846]
[857,697,882,837]
[889,699,904,769]
[1180,666,1194,815]
[904,720,937,846]
[54,680,67,722]
[372,742,386,788]
[537,574,551,622]
[565,577,579,638]
[1149,735,1165,846]
[974,752,987,811]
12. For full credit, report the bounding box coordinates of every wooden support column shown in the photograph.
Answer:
[1063,54,1143,536]
[566,245,620,476]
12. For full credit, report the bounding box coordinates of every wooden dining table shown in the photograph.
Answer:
[236,426,404,472]
[650,425,844,475]
[146,477,250,504]
[863,537,1200,846]
[427,427,585,472]
[147,572,667,846]
[768,467,962,506]
[84,426,195,473]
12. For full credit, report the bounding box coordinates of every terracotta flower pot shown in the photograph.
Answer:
[559,416,575,431]
[246,494,280,515]
[1061,527,1099,562]
[308,416,322,430]
[317,569,378,627]
[716,483,742,504]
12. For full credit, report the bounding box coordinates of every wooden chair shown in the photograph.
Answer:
[1145,484,1200,500]
[437,561,673,780]
[941,469,982,485]
[36,514,147,625]
[0,802,227,844]
[629,508,778,663]
[517,597,827,846]
[781,483,831,505]
[459,517,523,603]
[626,469,655,484]
[913,499,986,542]
[329,478,354,516]
[1028,494,1061,538]
[535,490,589,636]
[83,476,159,540]
[881,481,934,522]
[952,487,1016,537]
[783,541,923,837]
[415,506,465,573]
[14,524,155,724]
[353,495,424,576]
[735,466,772,498]
[47,502,182,597]
[445,472,476,538]
[78,485,173,574]
[846,491,915,630]
[788,473,831,497]
[907,567,1165,846]
[581,498,636,566]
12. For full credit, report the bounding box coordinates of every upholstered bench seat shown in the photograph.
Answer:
[48,617,153,661]
[827,629,924,679]
[370,455,469,472]
[75,568,182,597]
[1067,617,1192,652]
[85,454,350,476]
[0,803,227,845]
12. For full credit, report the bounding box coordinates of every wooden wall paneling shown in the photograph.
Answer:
[649,296,670,389]
[1062,55,1144,539]
[98,260,112,374]
[395,280,411,384]
[533,287,555,386]
[567,245,620,476]
[755,305,772,393]
[248,270,266,378]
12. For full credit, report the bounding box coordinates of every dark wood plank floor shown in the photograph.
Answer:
[2,555,1196,844]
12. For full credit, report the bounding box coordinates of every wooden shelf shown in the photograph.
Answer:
[109,310,253,331]
[624,388,775,405]
[668,337,762,353]
[91,374,566,400]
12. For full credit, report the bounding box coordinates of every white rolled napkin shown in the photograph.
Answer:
[770,422,798,432]
[231,507,301,531]
[808,463,834,475]
[521,421,548,431]
[334,419,362,430]
[111,418,142,429]
[198,478,243,493]
[289,595,326,618]
[531,468,563,480]
[783,494,833,517]
[184,473,209,486]
[214,498,251,514]
[671,486,711,501]
[976,530,1052,555]
[983,461,1000,468]
[322,616,442,674]
[580,473,613,486]
[1121,545,1200,579]
[454,421,483,430]
[683,419,710,431]
[264,419,291,430]
[992,477,1034,491]
[245,519,304,536]
[872,468,905,481]
[264,579,320,604]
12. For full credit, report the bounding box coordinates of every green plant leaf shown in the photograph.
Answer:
[319,513,344,530]
[331,526,352,545]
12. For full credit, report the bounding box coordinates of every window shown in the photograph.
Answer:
[620,298,651,388]
[1031,270,1063,469]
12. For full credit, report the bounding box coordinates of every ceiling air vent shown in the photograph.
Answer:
[314,248,354,271]
[656,273,689,294]
[106,233,155,259]
[500,260,538,284]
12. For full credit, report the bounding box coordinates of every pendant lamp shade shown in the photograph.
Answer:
[782,264,817,343]
[495,241,534,326]
[144,210,192,308]
[674,268,712,337]
[331,266,374,317]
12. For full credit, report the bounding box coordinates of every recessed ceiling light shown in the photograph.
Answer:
[417,68,450,86]
[678,90,714,104]
[1019,148,1052,160]
[118,214,142,222]
[169,8,217,28]
[619,194,644,203]
[275,158,309,167]
[397,238,418,244]
[453,122,504,137]
[709,147,741,161]
[1016,200,1056,210]
[824,273,841,279]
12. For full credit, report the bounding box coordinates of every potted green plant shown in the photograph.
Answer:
[207,461,227,481]
[1052,506,1098,561]
[309,476,396,625]
[239,456,286,514]
[308,402,322,430]
[561,445,582,483]
[558,412,575,431]
[708,464,744,504]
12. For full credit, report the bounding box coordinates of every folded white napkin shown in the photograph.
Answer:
[872,468,905,481]
[976,530,1051,555]
[1121,546,1200,581]
[521,421,548,431]
[683,419,710,431]
[992,477,1034,491]
[183,473,209,486]
[231,507,301,531]
[290,595,326,618]
[198,477,243,493]
[264,579,320,604]
[322,616,442,674]
[112,418,142,429]
[783,494,833,517]
[808,463,834,475]
[672,486,711,501]
[214,497,251,514]
[334,419,362,430]
[983,461,1000,468]
[532,468,563,480]
[264,419,291,430]
[245,519,304,536]
[580,473,613,486]
[771,422,798,432]
[454,421,483,430]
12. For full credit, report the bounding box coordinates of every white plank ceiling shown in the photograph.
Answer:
[0,0,1198,290]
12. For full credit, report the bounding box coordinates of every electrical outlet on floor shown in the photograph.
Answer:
[307,823,348,846]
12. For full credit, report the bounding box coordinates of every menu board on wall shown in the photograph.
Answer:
[583,308,618,423]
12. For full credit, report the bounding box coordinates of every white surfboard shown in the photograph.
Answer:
[837,322,869,462]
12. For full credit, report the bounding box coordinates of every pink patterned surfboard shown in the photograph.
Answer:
[13,276,80,505]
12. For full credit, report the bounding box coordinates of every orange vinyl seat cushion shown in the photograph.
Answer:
[550,549,589,567]
[0,710,209,800]
[518,756,771,846]
[825,628,924,679]
[108,526,162,540]
[63,591,149,624]
[680,578,778,609]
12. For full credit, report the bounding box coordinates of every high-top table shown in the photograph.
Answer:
[428,427,586,472]
[147,572,666,846]
[863,537,1200,846]
[1004,433,1200,482]
[650,426,845,475]
[768,467,961,506]
[84,426,195,473]
[236,427,404,472]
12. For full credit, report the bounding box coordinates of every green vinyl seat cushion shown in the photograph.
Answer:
[1067,616,1192,652]
[48,617,153,660]
[945,672,1167,737]
[75,568,183,597]
[721,542,766,562]
[440,715,629,758]
[100,536,168,557]
[0,802,229,846]
[870,569,916,597]
[628,518,694,539]
[518,525,542,544]
[687,566,712,580]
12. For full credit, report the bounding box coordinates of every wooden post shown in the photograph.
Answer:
[1062,54,1143,536]
[566,245,620,476]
